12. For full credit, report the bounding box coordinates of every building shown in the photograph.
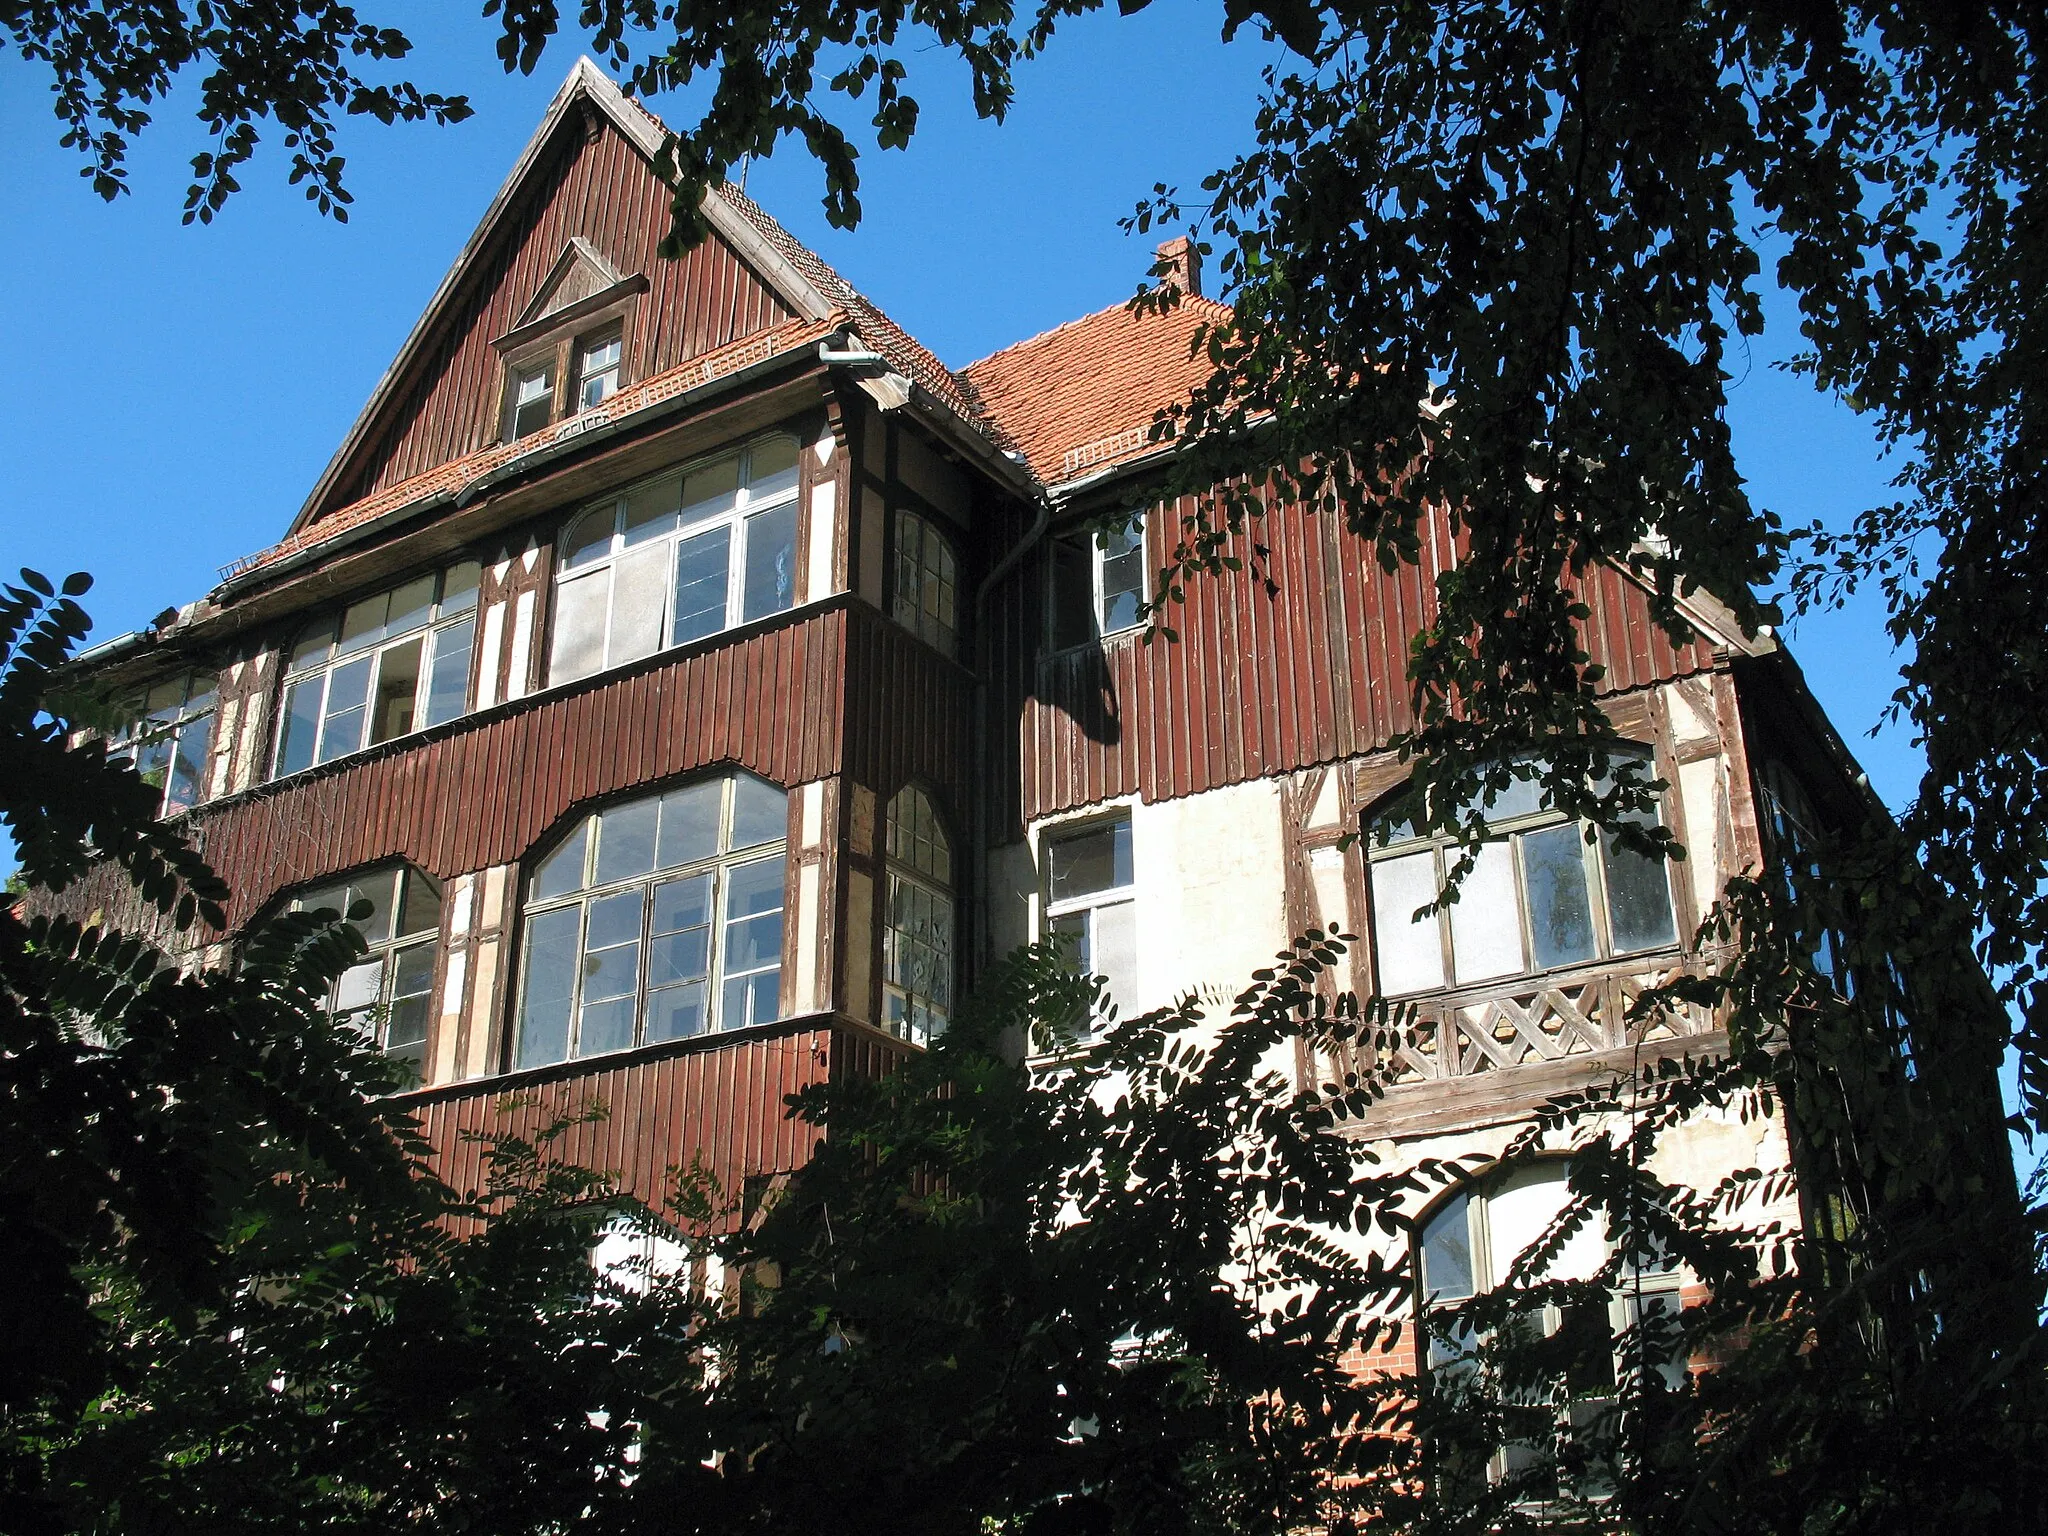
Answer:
[57,60,1886,1411]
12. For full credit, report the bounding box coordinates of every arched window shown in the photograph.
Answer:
[274,561,480,777]
[1367,751,1677,996]
[892,508,959,657]
[884,785,954,1043]
[285,865,443,1083]
[514,772,789,1069]
[108,670,217,815]
[1417,1160,1686,1494]
[549,436,801,685]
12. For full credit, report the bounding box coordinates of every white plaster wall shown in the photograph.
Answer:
[1130,779,1291,1013]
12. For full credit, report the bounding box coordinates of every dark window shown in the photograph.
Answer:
[288,866,443,1083]
[511,363,554,439]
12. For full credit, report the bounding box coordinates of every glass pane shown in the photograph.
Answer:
[344,869,398,946]
[1098,523,1144,633]
[563,506,616,570]
[183,673,217,714]
[392,939,437,1000]
[646,981,707,1042]
[1370,851,1445,996]
[1476,762,1547,825]
[1521,823,1598,971]
[289,622,335,674]
[650,874,712,984]
[384,575,436,638]
[336,591,389,656]
[292,879,351,920]
[730,774,788,850]
[724,855,785,922]
[746,436,800,502]
[1604,832,1678,953]
[608,542,670,668]
[386,993,431,1051]
[595,796,660,886]
[333,957,385,1016]
[550,568,611,684]
[422,616,474,728]
[740,503,798,622]
[1091,898,1139,1018]
[621,475,679,547]
[679,455,739,526]
[657,780,722,869]
[532,821,590,901]
[1050,534,1094,650]
[275,678,321,777]
[368,636,425,745]
[1447,840,1523,985]
[440,560,481,614]
[1051,911,1090,971]
[724,910,784,972]
[671,525,731,646]
[576,996,636,1057]
[1049,818,1131,900]
[583,889,644,964]
[133,734,172,791]
[1420,1192,1474,1301]
[515,906,581,1068]
[720,969,780,1032]
[164,712,213,812]
[398,871,442,937]
[315,655,374,764]
[1489,1162,1606,1285]
[513,371,554,439]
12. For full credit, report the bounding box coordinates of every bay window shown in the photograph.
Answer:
[273,561,480,777]
[513,771,789,1069]
[286,865,443,1083]
[109,670,216,815]
[549,436,800,686]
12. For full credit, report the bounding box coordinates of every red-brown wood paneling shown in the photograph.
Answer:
[320,114,794,518]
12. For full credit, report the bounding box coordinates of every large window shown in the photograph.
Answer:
[884,785,954,1044]
[1050,518,1145,650]
[1368,755,1678,997]
[274,561,480,778]
[1418,1161,1686,1496]
[514,772,789,1069]
[1045,813,1137,1029]
[549,437,801,686]
[892,509,959,658]
[109,671,216,816]
[286,866,443,1083]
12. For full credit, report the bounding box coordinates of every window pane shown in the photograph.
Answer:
[1477,763,1547,825]
[532,821,590,901]
[183,674,217,715]
[513,367,554,438]
[1420,1192,1475,1301]
[1370,850,1445,996]
[1521,823,1597,971]
[721,970,780,1033]
[1091,898,1139,1019]
[741,503,798,622]
[1051,911,1090,971]
[516,907,579,1068]
[289,622,334,673]
[550,568,611,684]
[563,506,616,570]
[609,542,671,668]
[422,616,474,728]
[747,436,800,502]
[1489,1163,1606,1285]
[583,889,644,963]
[384,575,436,638]
[671,525,730,646]
[679,455,739,525]
[595,796,660,886]
[368,635,425,745]
[577,997,636,1058]
[1603,832,1678,953]
[621,476,679,547]
[649,874,712,985]
[1050,534,1094,650]
[646,982,708,1043]
[316,655,374,763]
[333,957,385,1016]
[398,872,442,938]
[657,780,722,868]
[345,869,399,946]
[1447,840,1523,984]
[729,775,788,850]
[336,591,389,657]
[1098,524,1144,633]
[1049,819,1132,900]
[440,560,481,614]
[723,854,785,924]
[164,712,213,813]
[719,856,784,1030]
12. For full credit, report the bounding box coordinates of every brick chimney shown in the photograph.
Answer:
[1154,236,1203,299]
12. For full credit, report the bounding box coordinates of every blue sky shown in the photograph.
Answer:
[0,2,1911,802]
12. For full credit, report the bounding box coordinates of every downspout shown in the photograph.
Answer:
[972,481,1051,971]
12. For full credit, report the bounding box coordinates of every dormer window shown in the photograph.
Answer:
[492,240,647,446]
[575,330,622,411]
[511,364,555,440]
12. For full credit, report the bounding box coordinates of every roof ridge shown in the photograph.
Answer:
[956,291,1232,377]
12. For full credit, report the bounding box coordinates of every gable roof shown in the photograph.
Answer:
[958,293,1233,485]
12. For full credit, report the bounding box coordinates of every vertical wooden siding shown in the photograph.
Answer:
[1005,495,1720,824]
[324,116,794,516]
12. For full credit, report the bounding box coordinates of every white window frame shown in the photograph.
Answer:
[1043,811,1138,1033]
[272,561,481,780]
[883,785,955,1045]
[512,772,790,1070]
[891,507,960,658]
[509,360,556,440]
[1366,753,1679,997]
[286,865,443,1083]
[1049,516,1146,651]
[548,435,802,687]
[108,670,217,816]
[573,328,622,413]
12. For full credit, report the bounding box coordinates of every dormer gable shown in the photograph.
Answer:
[517,237,630,328]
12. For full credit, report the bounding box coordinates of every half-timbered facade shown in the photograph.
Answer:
[59,60,1883,1390]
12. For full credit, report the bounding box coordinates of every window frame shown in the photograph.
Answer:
[272,560,481,780]
[891,507,961,658]
[883,784,955,1045]
[108,670,218,817]
[284,864,444,1084]
[511,773,791,1070]
[1048,515,1147,652]
[1043,810,1138,1031]
[547,434,802,687]
[572,325,623,414]
[1365,755,1679,998]
[501,314,634,444]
